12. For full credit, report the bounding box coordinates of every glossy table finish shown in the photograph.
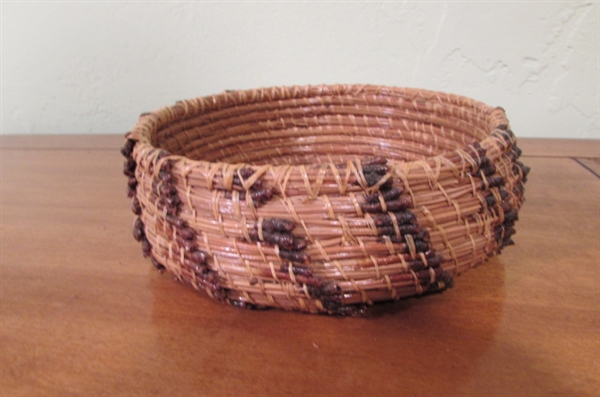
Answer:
[1,135,599,396]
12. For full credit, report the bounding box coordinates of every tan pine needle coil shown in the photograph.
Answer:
[122,84,529,316]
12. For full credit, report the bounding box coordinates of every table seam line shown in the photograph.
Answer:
[571,157,600,179]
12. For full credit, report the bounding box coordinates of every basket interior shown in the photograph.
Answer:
[151,89,493,166]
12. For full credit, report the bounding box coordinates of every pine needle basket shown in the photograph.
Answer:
[122,84,529,316]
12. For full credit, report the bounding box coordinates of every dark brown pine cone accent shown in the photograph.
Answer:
[357,156,452,299]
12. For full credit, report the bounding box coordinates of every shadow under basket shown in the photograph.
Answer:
[122,84,529,316]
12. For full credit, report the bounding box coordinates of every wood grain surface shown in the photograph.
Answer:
[1,135,598,397]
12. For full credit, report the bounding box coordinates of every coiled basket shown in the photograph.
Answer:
[122,85,529,316]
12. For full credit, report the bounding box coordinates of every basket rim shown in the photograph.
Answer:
[126,84,514,176]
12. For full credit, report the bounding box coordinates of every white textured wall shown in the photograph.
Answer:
[2,1,598,139]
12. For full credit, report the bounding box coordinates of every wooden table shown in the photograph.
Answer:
[1,135,599,397]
